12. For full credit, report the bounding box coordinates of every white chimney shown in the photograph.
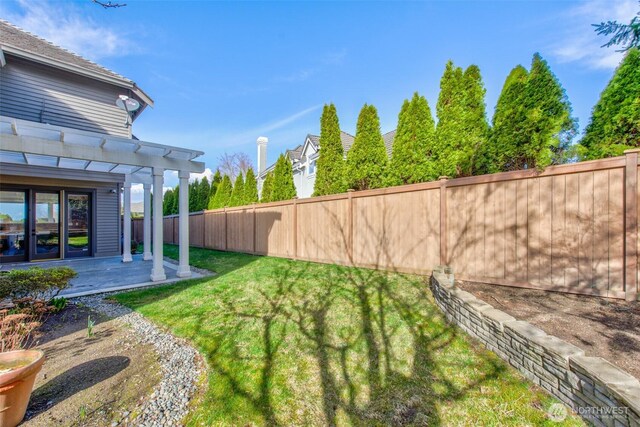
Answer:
[257,136,268,176]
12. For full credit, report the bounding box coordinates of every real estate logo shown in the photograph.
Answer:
[547,403,567,422]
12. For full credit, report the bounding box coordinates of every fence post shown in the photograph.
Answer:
[202,211,207,249]
[292,198,298,260]
[624,149,639,301]
[439,176,448,266]
[224,207,228,251]
[252,203,257,255]
[348,189,354,266]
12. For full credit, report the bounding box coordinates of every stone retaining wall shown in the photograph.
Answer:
[430,267,640,426]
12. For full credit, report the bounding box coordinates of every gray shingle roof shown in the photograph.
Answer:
[382,130,396,157]
[307,131,355,153]
[0,19,132,85]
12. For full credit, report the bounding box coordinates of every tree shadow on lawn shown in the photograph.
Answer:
[126,254,517,426]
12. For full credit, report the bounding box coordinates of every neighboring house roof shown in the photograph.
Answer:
[306,131,355,154]
[0,20,153,110]
[259,130,395,180]
[286,144,304,162]
[382,130,396,157]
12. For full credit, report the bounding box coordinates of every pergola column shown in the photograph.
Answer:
[176,170,191,278]
[122,175,133,263]
[150,167,166,281]
[143,183,152,261]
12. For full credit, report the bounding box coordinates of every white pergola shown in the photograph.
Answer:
[0,116,205,281]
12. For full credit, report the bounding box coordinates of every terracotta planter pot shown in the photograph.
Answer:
[0,350,45,427]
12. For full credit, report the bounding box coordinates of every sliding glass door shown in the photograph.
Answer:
[32,191,60,260]
[0,190,27,262]
[65,193,91,258]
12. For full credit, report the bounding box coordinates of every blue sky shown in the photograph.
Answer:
[0,0,636,199]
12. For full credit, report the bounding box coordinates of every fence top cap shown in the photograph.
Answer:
[624,149,640,154]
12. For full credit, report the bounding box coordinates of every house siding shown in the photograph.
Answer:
[0,55,131,137]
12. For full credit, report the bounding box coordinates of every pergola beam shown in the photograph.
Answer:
[1,134,205,173]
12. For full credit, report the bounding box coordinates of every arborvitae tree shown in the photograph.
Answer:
[345,104,387,190]
[435,61,466,178]
[460,65,490,176]
[208,170,222,209]
[271,154,297,201]
[196,177,210,211]
[188,179,199,212]
[579,48,640,159]
[520,53,576,169]
[313,103,345,196]
[162,188,174,216]
[386,92,437,186]
[168,186,179,215]
[244,167,259,204]
[484,65,530,173]
[211,175,232,209]
[229,173,245,207]
[260,171,274,203]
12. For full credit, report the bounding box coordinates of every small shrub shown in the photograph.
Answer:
[0,266,76,302]
[49,297,68,312]
[0,299,50,352]
[87,315,95,337]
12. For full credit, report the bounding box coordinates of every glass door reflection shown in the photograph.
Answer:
[32,192,60,260]
[66,193,91,257]
[0,190,27,262]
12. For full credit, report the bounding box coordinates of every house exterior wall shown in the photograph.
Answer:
[0,55,132,138]
[0,164,123,258]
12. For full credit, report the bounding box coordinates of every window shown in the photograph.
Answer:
[308,160,316,175]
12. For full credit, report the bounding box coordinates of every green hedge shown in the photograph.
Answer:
[0,266,77,301]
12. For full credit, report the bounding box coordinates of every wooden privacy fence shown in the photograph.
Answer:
[132,150,640,301]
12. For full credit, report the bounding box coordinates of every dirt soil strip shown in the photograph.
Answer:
[457,281,640,380]
[23,305,162,426]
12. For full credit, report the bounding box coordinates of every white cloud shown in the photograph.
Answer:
[551,0,637,69]
[2,0,136,61]
[169,168,216,183]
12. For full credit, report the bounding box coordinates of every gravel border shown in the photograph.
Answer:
[76,294,204,426]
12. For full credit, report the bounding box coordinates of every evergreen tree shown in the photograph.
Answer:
[260,171,274,203]
[460,65,490,176]
[345,104,387,190]
[188,179,199,212]
[519,53,577,169]
[194,177,210,211]
[168,186,179,215]
[386,92,437,186]
[435,61,466,178]
[211,175,232,209]
[579,48,640,159]
[162,188,174,216]
[229,173,245,207]
[244,167,259,204]
[271,154,297,201]
[593,7,640,52]
[313,104,346,195]
[208,170,222,209]
[484,65,530,173]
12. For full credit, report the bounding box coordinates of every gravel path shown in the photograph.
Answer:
[76,295,203,426]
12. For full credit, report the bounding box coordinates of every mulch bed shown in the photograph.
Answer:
[22,304,162,426]
[457,281,640,380]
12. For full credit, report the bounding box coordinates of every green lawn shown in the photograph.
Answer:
[115,245,583,426]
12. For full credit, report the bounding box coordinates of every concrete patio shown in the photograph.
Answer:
[0,254,206,298]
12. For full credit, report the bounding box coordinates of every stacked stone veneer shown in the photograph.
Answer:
[431,267,640,427]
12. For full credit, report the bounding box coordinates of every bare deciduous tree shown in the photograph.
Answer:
[92,0,126,8]
[217,152,254,181]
